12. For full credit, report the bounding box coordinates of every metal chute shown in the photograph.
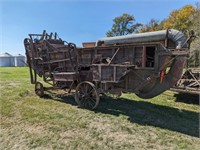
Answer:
[136,56,187,98]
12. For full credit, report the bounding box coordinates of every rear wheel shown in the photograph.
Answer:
[75,81,99,110]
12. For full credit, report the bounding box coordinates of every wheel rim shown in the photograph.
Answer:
[75,81,99,110]
[35,82,44,97]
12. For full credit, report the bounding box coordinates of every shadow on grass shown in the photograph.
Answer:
[174,93,199,105]
[43,92,199,137]
[42,91,77,106]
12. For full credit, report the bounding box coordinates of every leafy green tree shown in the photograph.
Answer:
[163,5,196,32]
[188,3,200,67]
[140,19,162,33]
[106,13,142,37]
[139,5,196,33]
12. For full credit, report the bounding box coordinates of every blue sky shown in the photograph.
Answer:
[0,0,198,55]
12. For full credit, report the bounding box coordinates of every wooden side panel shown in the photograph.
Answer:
[134,47,143,67]
[79,49,94,64]
[101,66,114,81]
[92,66,100,81]
[92,65,128,82]
[142,46,146,67]
[82,42,96,48]
[116,66,127,81]
[97,49,113,58]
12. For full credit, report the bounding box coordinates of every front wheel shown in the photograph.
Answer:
[35,82,44,97]
[75,81,99,110]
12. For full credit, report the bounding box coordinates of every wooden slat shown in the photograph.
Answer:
[142,46,146,67]
[42,58,73,64]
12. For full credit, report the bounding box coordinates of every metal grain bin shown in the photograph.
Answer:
[14,54,26,67]
[0,52,15,67]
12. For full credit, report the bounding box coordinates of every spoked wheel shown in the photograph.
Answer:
[75,81,99,110]
[35,82,44,97]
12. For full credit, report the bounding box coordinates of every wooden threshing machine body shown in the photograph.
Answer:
[24,29,192,109]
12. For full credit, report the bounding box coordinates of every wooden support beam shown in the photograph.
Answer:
[142,46,146,67]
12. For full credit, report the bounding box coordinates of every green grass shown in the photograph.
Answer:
[0,67,199,150]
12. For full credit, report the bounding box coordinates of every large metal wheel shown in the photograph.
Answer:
[75,81,100,110]
[35,82,44,97]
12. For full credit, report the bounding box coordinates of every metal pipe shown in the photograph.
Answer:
[96,29,187,49]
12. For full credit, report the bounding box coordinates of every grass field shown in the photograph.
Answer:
[0,67,199,150]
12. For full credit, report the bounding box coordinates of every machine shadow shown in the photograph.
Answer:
[95,96,199,137]
[43,92,199,137]
[43,91,77,106]
[174,93,199,105]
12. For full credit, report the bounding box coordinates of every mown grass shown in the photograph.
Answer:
[0,67,199,150]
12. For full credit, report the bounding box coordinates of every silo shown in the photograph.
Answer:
[15,54,26,67]
[0,52,15,67]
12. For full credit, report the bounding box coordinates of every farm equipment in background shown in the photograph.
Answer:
[24,29,192,109]
[171,68,200,95]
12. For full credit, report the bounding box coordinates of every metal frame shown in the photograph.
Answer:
[171,68,200,95]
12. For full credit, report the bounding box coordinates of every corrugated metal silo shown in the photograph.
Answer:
[14,54,26,67]
[0,52,15,67]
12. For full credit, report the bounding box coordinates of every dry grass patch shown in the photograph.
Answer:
[0,67,200,150]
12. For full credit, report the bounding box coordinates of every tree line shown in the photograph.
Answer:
[106,4,200,67]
